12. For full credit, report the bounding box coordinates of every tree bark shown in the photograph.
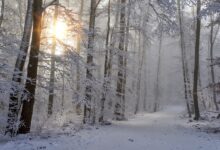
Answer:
[16,0,24,32]
[143,53,147,111]
[18,0,43,134]
[47,0,59,117]
[209,17,219,111]
[83,0,97,124]
[135,18,142,114]
[5,0,33,136]
[153,28,162,112]
[107,0,120,110]
[0,0,4,27]
[177,0,191,117]
[76,0,84,115]
[121,0,129,119]
[99,0,111,123]
[114,0,126,120]
[192,0,201,120]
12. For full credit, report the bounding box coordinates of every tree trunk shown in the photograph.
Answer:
[177,0,191,117]
[76,0,84,115]
[99,0,111,123]
[198,67,206,109]
[209,17,219,111]
[142,21,148,112]
[131,32,137,93]
[192,0,201,120]
[18,0,43,134]
[114,0,126,120]
[5,0,33,136]
[83,0,97,124]
[135,20,142,114]
[0,0,4,27]
[16,0,24,33]
[142,2,151,112]
[61,63,65,113]
[154,28,162,112]
[107,0,120,110]
[121,0,129,119]
[143,53,147,111]
[47,0,59,117]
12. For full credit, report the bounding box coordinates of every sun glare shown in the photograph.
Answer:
[46,14,80,56]
[55,21,67,40]
[48,20,68,41]
[48,20,68,55]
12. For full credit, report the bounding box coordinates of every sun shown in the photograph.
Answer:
[46,15,80,56]
[55,21,68,40]
[47,20,68,55]
[48,20,68,40]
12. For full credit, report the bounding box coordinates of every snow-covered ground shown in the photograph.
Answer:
[0,106,220,150]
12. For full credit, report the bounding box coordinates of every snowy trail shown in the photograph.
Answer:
[1,106,220,150]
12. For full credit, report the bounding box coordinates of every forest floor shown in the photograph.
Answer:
[0,106,220,150]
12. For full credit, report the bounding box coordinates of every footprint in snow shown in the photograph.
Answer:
[128,138,134,142]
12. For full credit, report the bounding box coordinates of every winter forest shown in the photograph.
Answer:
[0,0,220,149]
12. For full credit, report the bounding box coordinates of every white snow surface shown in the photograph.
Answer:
[0,106,220,150]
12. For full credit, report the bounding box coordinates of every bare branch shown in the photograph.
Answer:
[42,0,58,11]
[95,0,102,10]
[213,25,220,45]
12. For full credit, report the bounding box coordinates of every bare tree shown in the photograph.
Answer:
[18,0,44,134]
[153,27,162,112]
[5,0,33,136]
[0,0,4,27]
[75,0,84,115]
[209,16,219,111]
[99,0,111,123]
[192,0,201,120]
[83,0,101,124]
[135,16,143,114]
[47,0,59,117]
[114,0,127,120]
[16,0,24,32]
[177,0,191,117]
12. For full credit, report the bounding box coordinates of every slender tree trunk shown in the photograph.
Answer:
[153,29,162,112]
[18,0,43,134]
[142,2,151,112]
[75,0,84,115]
[121,0,130,118]
[107,0,120,110]
[0,0,4,27]
[135,20,142,114]
[114,0,126,120]
[5,0,33,136]
[135,34,145,114]
[190,5,197,114]
[16,0,24,33]
[142,21,148,112]
[131,32,137,93]
[99,0,111,123]
[61,62,65,113]
[47,0,59,117]
[124,0,130,54]
[177,0,191,117]
[192,0,201,120]
[198,67,206,109]
[83,0,97,124]
[209,17,219,111]
[143,54,147,111]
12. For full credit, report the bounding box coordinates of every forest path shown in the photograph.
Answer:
[1,106,220,150]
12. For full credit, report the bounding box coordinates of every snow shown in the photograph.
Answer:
[0,106,220,150]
